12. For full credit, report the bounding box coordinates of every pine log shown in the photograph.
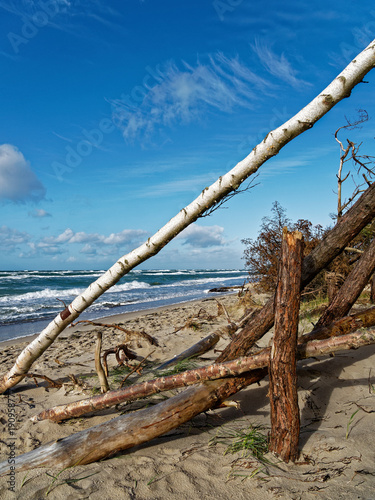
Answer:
[268,229,303,462]
[217,180,375,363]
[31,307,375,423]
[315,236,375,329]
[3,329,375,474]
[0,372,266,475]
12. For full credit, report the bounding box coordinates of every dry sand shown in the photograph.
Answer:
[1,292,375,500]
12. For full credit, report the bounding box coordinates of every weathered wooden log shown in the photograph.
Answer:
[371,274,375,304]
[268,229,303,463]
[2,40,375,395]
[31,307,375,423]
[315,236,375,329]
[155,324,238,371]
[3,329,375,474]
[217,180,375,363]
[0,372,266,475]
[95,332,109,393]
[326,272,345,304]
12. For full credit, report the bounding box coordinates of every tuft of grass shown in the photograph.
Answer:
[210,423,269,460]
[346,408,360,439]
[210,423,273,481]
[158,357,198,377]
[45,465,98,496]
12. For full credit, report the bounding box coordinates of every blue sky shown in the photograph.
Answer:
[0,0,374,270]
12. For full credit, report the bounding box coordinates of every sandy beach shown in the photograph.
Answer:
[1,291,375,500]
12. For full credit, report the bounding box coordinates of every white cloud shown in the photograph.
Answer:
[177,224,227,248]
[0,225,30,250]
[28,209,52,218]
[39,227,148,250]
[252,39,312,89]
[111,53,274,143]
[0,144,46,203]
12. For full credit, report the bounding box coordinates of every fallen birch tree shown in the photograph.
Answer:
[30,306,375,423]
[1,327,375,474]
[1,39,375,393]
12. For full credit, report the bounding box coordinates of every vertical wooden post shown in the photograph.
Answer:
[95,332,109,393]
[269,228,304,463]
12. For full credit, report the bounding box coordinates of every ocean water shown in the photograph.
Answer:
[0,269,248,343]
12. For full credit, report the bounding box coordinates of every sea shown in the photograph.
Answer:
[0,269,248,343]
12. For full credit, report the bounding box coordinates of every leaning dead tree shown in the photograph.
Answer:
[314,235,375,329]
[216,178,375,363]
[30,305,375,423]
[1,328,375,474]
[1,39,374,394]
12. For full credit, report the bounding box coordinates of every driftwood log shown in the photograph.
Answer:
[2,328,375,474]
[95,332,109,393]
[156,332,222,371]
[31,306,375,423]
[217,180,375,363]
[1,40,375,395]
[269,229,304,462]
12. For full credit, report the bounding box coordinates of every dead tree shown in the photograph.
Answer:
[217,179,375,362]
[31,306,375,423]
[315,236,375,329]
[269,229,304,462]
[1,39,375,394]
[2,328,375,474]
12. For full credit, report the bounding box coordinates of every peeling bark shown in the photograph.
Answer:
[2,329,375,473]
[217,179,375,363]
[269,229,304,463]
[1,39,374,393]
[31,308,375,423]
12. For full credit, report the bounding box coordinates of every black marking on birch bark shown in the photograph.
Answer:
[60,307,71,321]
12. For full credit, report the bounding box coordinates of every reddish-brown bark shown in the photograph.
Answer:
[268,230,304,462]
[217,181,375,363]
[315,236,375,329]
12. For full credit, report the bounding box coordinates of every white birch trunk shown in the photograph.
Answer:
[1,40,374,394]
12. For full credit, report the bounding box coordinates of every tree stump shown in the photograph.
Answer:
[269,228,304,463]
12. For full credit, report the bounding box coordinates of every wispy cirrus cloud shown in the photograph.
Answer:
[110,53,276,143]
[252,38,312,89]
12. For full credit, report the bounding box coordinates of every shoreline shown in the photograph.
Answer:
[0,292,233,350]
[2,291,375,499]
